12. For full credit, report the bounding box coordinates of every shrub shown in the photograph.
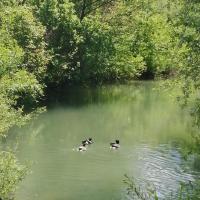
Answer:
[0,151,28,200]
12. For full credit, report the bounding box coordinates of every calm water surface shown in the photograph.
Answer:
[9,82,199,199]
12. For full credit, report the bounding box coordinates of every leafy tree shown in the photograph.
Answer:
[0,5,49,79]
[78,15,115,82]
[0,30,24,77]
[72,0,115,21]
[37,0,81,84]
[106,1,188,79]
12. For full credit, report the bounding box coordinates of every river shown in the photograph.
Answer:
[7,82,199,200]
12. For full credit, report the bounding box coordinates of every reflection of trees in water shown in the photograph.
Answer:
[46,82,151,108]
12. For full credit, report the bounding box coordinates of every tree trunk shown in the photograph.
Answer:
[80,0,87,21]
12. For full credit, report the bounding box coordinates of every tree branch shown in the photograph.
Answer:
[80,0,87,21]
[80,0,116,20]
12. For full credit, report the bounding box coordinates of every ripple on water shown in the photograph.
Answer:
[130,144,196,199]
[15,140,199,200]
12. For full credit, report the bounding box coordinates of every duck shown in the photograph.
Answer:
[82,138,93,145]
[78,142,87,152]
[110,140,120,149]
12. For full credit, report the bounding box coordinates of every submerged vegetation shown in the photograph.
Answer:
[0,0,199,199]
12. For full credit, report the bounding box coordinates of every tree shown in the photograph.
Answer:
[72,0,115,21]
[0,5,49,80]
[0,29,24,77]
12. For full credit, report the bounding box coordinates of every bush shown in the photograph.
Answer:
[0,151,28,200]
[0,70,44,109]
[0,70,45,136]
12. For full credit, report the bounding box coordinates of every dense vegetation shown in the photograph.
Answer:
[0,0,199,199]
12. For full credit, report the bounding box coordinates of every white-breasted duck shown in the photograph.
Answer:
[82,138,93,145]
[110,140,120,149]
[78,142,87,152]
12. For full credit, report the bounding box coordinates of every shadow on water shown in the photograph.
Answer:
[45,81,152,108]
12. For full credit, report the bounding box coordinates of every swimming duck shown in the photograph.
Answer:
[78,142,87,152]
[110,140,120,149]
[82,138,93,145]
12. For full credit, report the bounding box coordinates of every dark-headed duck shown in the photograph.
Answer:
[110,140,120,149]
[82,138,93,145]
[78,142,87,152]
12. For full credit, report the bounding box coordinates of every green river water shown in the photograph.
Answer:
[7,82,200,200]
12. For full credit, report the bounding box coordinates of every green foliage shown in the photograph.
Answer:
[0,3,46,137]
[0,70,45,136]
[0,95,27,136]
[0,95,44,137]
[36,0,189,84]
[71,0,114,20]
[108,1,189,79]
[0,151,28,200]
[0,8,45,199]
[0,0,190,85]
[0,5,49,79]
[0,0,197,85]
[0,30,24,77]
[79,15,115,82]
[38,0,81,84]
[0,0,17,7]
[174,0,200,153]
[0,70,44,109]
